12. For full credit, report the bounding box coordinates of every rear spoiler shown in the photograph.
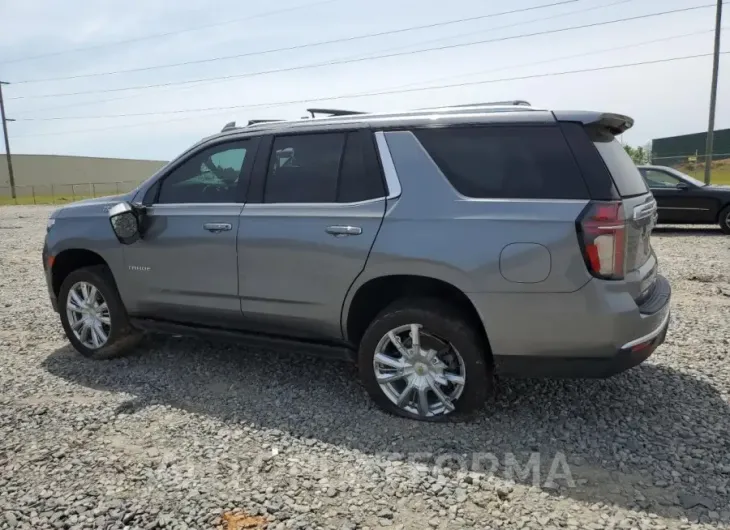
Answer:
[552,111,634,135]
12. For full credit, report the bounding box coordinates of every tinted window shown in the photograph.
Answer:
[157,142,249,204]
[590,129,649,197]
[641,169,682,189]
[265,133,345,203]
[558,122,619,200]
[337,132,385,203]
[413,126,588,199]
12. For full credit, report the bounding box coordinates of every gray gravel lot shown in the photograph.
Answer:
[1,205,729,530]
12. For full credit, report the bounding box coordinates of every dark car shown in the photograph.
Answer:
[638,164,730,234]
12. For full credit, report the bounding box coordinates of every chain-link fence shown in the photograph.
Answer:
[2,151,729,206]
[650,153,730,185]
[0,181,140,205]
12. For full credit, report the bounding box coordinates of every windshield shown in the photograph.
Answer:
[670,169,706,187]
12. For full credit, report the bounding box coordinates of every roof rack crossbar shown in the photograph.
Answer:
[247,119,284,126]
[306,108,365,118]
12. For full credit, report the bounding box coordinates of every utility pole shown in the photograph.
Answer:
[0,81,16,199]
[704,0,723,185]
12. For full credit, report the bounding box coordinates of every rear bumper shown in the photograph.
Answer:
[494,309,669,378]
[473,273,672,378]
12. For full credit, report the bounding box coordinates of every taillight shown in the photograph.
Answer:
[577,201,626,280]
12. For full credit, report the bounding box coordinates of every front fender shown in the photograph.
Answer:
[45,216,129,306]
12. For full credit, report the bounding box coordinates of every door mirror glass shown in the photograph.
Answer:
[109,202,143,244]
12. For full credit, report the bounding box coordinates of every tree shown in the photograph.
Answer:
[623,144,650,165]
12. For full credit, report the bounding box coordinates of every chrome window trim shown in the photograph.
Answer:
[243,197,385,209]
[148,203,243,209]
[374,131,402,200]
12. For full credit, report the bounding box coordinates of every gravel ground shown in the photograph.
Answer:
[1,205,729,530]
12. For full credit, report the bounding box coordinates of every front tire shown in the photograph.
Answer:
[58,265,141,360]
[719,205,730,235]
[358,298,492,421]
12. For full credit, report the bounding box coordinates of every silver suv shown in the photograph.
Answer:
[43,102,671,421]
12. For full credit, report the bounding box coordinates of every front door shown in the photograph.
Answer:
[237,130,387,341]
[124,137,257,327]
[642,168,714,223]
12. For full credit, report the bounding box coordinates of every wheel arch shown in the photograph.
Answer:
[343,274,491,356]
[51,248,113,298]
[716,201,730,223]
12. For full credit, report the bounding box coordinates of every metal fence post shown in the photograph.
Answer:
[71,185,76,201]
[91,183,96,197]
[115,181,120,195]
[51,184,55,204]
[32,185,36,205]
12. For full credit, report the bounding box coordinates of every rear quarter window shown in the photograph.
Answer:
[412,125,589,200]
[589,128,649,197]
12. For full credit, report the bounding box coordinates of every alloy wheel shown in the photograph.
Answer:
[66,281,111,349]
[372,323,466,418]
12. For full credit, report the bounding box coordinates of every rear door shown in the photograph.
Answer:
[589,130,657,300]
[639,168,716,223]
[237,129,386,341]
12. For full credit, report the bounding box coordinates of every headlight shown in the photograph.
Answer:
[47,218,56,231]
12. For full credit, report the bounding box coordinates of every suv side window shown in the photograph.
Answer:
[641,169,682,189]
[265,133,344,203]
[157,141,250,204]
[263,131,385,204]
[412,126,589,200]
[338,132,386,203]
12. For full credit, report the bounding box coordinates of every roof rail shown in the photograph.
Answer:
[306,108,365,118]
[221,121,237,132]
[426,100,531,109]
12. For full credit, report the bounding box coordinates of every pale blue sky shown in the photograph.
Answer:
[0,0,726,160]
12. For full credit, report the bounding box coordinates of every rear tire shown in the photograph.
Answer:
[58,265,141,360]
[358,298,492,421]
[719,205,730,235]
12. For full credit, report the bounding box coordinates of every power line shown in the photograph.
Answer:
[383,26,722,91]
[12,50,729,137]
[7,3,716,101]
[334,0,631,62]
[15,28,721,122]
[0,0,343,66]
[11,0,578,84]
[9,0,631,116]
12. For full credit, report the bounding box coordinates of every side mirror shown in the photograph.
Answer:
[108,202,144,244]
[676,182,689,191]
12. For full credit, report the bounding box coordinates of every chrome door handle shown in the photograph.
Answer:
[203,222,232,233]
[326,225,362,236]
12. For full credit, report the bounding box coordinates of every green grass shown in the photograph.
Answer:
[0,195,93,206]
[682,167,730,185]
